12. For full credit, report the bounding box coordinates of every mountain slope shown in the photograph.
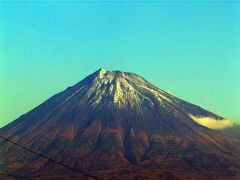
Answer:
[221,125,240,139]
[1,68,240,179]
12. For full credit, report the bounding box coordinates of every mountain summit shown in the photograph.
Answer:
[1,69,240,179]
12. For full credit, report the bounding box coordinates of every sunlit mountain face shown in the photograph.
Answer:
[1,69,240,179]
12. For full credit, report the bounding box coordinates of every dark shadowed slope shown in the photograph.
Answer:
[1,69,240,179]
[221,125,240,139]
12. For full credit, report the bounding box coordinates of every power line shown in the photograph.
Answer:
[0,135,100,180]
[0,172,34,180]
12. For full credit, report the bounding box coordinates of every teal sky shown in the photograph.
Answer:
[0,1,240,128]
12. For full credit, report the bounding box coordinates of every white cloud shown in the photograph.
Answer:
[189,114,236,130]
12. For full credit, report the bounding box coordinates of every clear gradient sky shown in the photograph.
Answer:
[0,1,240,128]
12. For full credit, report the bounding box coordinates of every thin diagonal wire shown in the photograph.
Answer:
[0,172,34,180]
[0,135,100,180]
